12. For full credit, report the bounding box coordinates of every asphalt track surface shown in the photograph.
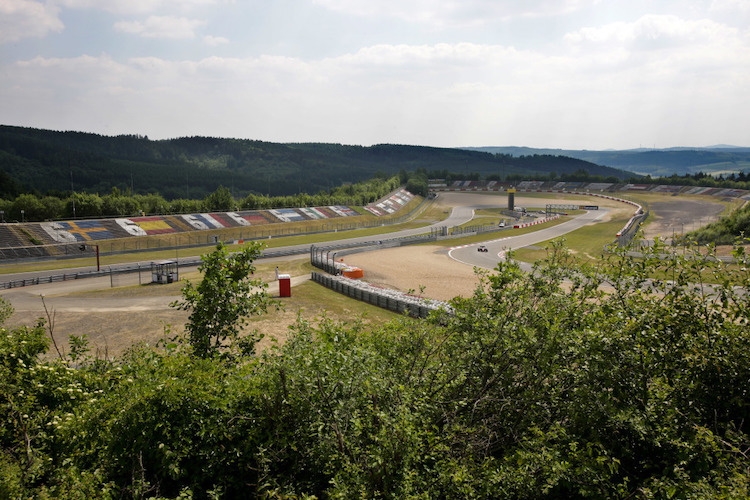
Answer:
[449,209,608,270]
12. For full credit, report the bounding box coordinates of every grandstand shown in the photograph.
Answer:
[0,189,417,259]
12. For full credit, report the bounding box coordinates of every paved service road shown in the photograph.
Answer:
[448,209,609,270]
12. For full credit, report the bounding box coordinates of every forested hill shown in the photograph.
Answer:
[464,146,750,177]
[0,125,632,200]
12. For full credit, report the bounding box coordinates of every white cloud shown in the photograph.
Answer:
[710,0,750,13]
[312,0,600,26]
[0,0,63,43]
[54,0,230,15]
[114,16,206,39]
[565,14,737,47]
[203,35,229,46]
[562,15,748,81]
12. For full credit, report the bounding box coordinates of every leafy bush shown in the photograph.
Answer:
[690,202,750,245]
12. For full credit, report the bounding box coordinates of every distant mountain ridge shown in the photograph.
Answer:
[461,146,750,177]
[0,125,632,199]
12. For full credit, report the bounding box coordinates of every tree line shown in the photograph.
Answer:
[0,175,402,222]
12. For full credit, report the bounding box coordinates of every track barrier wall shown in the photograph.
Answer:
[311,271,453,319]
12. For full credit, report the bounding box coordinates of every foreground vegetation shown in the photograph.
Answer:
[2,239,750,498]
[688,201,750,245]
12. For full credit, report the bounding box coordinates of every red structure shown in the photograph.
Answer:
[278,274,291,297]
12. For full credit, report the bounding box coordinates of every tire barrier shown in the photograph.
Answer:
[312,271,453,319]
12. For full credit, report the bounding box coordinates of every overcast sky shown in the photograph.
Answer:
[2,0,749,150]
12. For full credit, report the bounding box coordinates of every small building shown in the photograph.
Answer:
[151,260,178,284]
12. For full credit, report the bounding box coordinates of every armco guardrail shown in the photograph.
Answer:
[0,256,201,290]
[615,211,649,247]
[0,233,438,290]
[312,271,453,318]
[0,244,318,290]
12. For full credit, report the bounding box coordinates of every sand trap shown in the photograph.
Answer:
[344,245,483,301]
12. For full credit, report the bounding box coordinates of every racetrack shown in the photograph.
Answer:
[0,191,727,356]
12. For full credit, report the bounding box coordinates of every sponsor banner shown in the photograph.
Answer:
[116,218,147,236]
[326,205,358,217]
[269,209,306,223]
[181,214,211,230]
[41,220,112,242]
[223,212,251,226]
[129,216,176,235]
[365,206,386,216]
[299,208,323,219]
[193,213,226,229]
[579,205,599,210]
[240,212,271,225]
[40,222,78,243]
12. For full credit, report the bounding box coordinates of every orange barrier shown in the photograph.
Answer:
[342,267,364,279]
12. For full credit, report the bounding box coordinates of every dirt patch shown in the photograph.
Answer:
[9,308,190,359]
[1,272,407,359]
[641,197,725,240]
[344,245,482,302]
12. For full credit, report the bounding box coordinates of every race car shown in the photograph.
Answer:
[477,245,488,252]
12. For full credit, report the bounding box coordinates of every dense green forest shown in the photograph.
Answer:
[0,125,630,200]
[1,240,749,498]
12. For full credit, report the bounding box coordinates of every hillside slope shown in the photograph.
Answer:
[464,146,750,177]
[0,125,632,199]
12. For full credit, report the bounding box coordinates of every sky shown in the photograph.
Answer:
[1,0,749,150]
